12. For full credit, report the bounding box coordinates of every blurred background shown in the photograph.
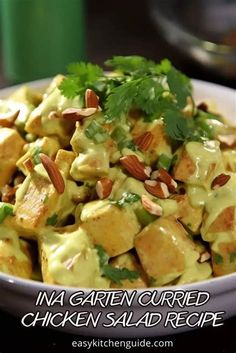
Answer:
[0,0,235,87]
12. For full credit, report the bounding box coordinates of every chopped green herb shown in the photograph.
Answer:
[103,265,139,285]
[157,154,173,171]
[149,276,157,286]
[46,213,58,226]
[85,120,109,144]
[135,208,157,227]
[95,245,139,285]
[213,253,223,265]
[0,203,13,224]
[95,245,109,268]
[31,146,42,165]
[111,192,141,207]
[229,252,236,263]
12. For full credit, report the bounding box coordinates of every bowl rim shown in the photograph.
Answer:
[0,78,235,302]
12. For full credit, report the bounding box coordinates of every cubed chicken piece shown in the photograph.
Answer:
[0,224,33,279]
[54,149,76,179]
[135,216,199,286]
[17,136,61,175]
[14,164,77,238]
[173,141,224,184]
[70,147,110,181]
[201,174,236,241]
[211,233,236,276]
[25,87,82,146]
[38,226,109,288]
[110,253,148,289]
[173,194,203,233]
[131,120,171,165]
[0,128,25,187]
[80,201,141,257]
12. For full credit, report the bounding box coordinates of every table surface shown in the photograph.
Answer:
[0,1,235,352]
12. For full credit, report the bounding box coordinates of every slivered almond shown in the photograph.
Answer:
[62,107,97,122]
[211,173,230,190]
[151,168,177,193]
[96,178,113,199]
[120,155,151,181]
[144,180,170,199]
[23,158,34,173]
[135,131,154,151]
[0,110,20,127]
[141,195,162,216]
[85,89,99,109]
[199,251,211,263]
[39,153,65,194]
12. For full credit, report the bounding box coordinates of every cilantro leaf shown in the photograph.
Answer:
[155,58,172,75]
[59,77,81,98]
[167,68,191,109]
[111,192,141,207]
[67,62,103,85]
[163,109,190,141]
[95,245,139,285]
[105,55,155,75]
[95,245,109,268]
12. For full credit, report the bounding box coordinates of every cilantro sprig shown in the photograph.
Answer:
[59,55,213,142]
[95,245,139,285]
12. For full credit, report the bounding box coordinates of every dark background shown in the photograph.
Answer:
[0,0,235,352]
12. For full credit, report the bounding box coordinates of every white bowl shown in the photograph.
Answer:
[0,79,235,338]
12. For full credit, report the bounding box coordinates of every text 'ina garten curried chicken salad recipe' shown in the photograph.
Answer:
[0,56,236,289]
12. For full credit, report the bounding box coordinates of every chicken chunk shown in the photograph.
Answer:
[0,128,25,187]
[80,200,141,257]
[135,216,199,286]
[0,224,33,279]
[38,226,109,288]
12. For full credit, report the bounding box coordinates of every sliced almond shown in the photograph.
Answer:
[0,110,20,127]
[48,111,62,120]
[39,153,65,194]
[23,158,34,173]
[141,195,162,216]
[211,173,230,190]
[1,185,17,203]
[144,180,170,199]
[218,134,236,148]
[96,178,113,199]
[134,131,154,151]
[62,107,97,122]
[151,168,177,193]
[85,89,99,109]
[199,251,211,263]
[120,155,151,181]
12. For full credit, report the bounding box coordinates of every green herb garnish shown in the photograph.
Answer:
[229,252,236,263]
[111,192,141,207]
[95,245,139,284]
[85,120,109,144]
[59,55,215,142]
[213,253,224,265]
[46,213,58,226]
[0,203,13,224]
[31,146,42,165]
[157,153,173,171]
